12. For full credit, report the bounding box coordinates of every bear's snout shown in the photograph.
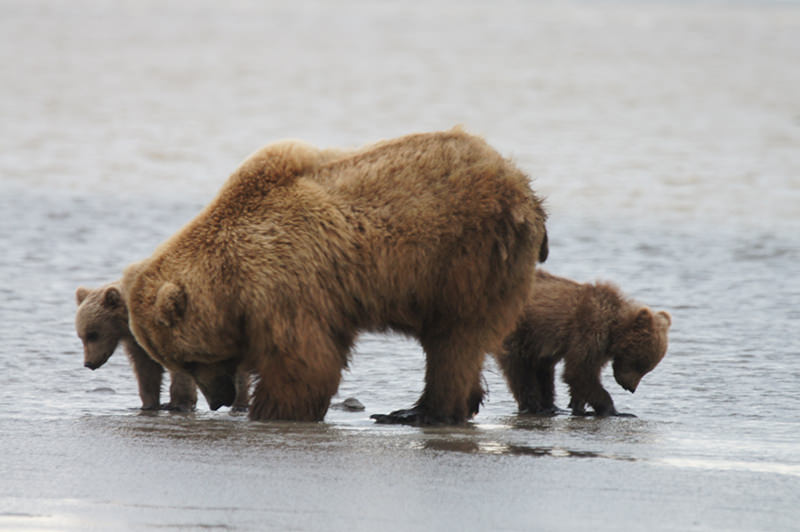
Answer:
[84,361,100,370]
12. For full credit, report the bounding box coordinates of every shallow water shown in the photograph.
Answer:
[1,1,799,531]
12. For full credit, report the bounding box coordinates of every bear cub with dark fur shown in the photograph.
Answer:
[495,269,670,417]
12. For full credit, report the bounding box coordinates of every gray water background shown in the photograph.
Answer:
[1,1,799,531]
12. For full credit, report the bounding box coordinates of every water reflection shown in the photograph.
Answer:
[503,413,660,440]
[90,412,348,446]
[420,437,637,462]
[657,457,800,478]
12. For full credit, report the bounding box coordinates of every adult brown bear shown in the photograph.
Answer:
[122,129,548,424]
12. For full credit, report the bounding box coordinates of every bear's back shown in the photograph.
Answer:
[319,130,533,220]
[522,271,631,353]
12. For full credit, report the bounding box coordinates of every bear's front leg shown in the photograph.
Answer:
[568,382,637,417]
[568,396,636,417]
[578,382,637,417]
[187,359,238,411]
[563,351,638,417]
[372,332,484,425]
[568,385,617,417]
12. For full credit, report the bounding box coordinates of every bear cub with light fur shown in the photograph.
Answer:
[121,129,548,425]
[495,269,671,417]
[75,283,249,411]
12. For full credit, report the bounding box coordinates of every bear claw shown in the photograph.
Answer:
[160,402,195,413]
[371,407,454,426]
[519,406,566,416]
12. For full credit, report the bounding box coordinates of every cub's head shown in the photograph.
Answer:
[611,307,671,394]
[75,283,129,370]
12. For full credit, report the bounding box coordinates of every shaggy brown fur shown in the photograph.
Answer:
[122,128,548,424]
[75,283,249,411]
[495,270,671,416]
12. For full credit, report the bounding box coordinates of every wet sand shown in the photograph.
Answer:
[3,406,797,532]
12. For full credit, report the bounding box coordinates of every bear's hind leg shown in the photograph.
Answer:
[372,331,485,425]
[534,360,560,415]
[250,347,343,422]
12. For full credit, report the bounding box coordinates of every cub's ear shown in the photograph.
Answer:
[103,286,122,309]
[656,310,672,327]
[633,308,655,329]
[75,286,90,306]
[155,282,186,328]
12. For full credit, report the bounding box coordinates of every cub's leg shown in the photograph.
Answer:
[495,351,551,414]
[124,340,163,410]
[563,354,632,417]
[164,370,197,412]
[534,359,559,415]
[231,370,251,413]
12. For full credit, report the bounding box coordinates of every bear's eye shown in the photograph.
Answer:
[86,332,99,343]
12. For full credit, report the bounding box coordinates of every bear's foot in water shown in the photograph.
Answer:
[370,407,458,426]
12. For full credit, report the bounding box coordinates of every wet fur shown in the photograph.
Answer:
[495,270,671,416]
[122,129,548,424]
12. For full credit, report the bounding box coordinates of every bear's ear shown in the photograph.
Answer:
[155,282,186,328]
[103,286,122,309]
[633,308,654,329]
[656,310,672,327]
[75,286,90,306]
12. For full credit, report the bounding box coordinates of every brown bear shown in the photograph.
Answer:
[121,128,549,425]
[75,282,250,411]
[495,269,671,417]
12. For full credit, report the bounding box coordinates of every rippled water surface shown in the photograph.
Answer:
[1,1,799,531]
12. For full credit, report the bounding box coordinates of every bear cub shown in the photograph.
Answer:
[495,269,671,417]
[75,283,249,412]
